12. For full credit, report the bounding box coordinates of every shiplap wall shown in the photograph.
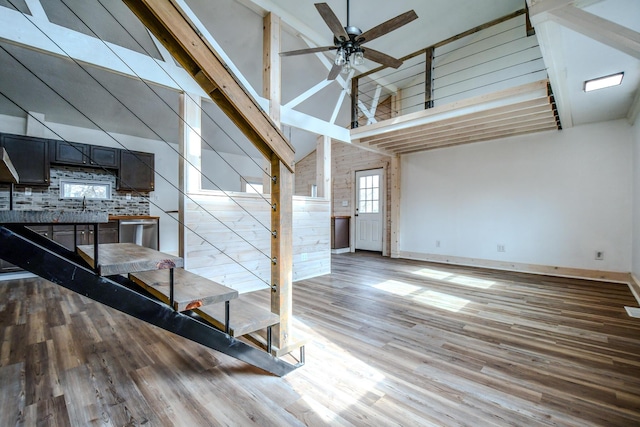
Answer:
[184,191,330,293]
[401,15,545,115]
[294,141,393,254]
[332,141,392,255]
[294,150,316,196]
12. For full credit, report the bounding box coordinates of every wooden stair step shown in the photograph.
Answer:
[77,243,183,276]
[196,294,279,337]
[129,268,238,312]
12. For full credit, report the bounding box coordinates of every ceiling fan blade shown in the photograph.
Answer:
[357,10,418,44]
[280,46,337,57]
[327,63,343,80]
[315,3,349,41]
[363,48,403,68]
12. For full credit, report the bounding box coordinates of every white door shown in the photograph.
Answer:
[355,169,383,252]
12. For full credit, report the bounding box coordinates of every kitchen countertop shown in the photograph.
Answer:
[109,215,159,221]
[0,210,109,224]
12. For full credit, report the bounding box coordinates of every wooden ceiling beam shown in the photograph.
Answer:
[364,97,551,146]
[378,110,555,151]
[123,0,295,171]
[350,79,549,141]
[395,120,558,154]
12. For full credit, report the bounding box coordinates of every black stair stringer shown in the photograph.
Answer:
[0,226,297,377]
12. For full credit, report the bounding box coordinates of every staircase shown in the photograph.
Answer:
[0,219,300,376]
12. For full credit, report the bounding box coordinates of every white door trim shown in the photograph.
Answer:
[353,168,385,252]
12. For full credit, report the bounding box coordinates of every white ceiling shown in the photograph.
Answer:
[0,0,637,161]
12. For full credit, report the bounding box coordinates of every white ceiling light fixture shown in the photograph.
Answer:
[583,72,624,92]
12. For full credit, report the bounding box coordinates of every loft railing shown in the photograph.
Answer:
[351,8,546,128]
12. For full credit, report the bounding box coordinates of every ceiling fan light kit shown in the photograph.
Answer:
[280,1,418,80]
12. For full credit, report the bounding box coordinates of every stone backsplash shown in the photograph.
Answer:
[0,166,150,215]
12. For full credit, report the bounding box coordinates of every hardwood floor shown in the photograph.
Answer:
[1,252,640,426]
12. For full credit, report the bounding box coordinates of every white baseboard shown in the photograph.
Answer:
[399,251,631,284]
[331,247,350,254]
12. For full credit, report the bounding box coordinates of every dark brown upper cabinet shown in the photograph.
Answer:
[52,140,88,166]
[52,140,119,169]
[89,146,119,168]
[0,133,50,186]
[118,150,155,192]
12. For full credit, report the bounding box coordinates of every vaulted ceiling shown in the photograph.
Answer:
[0,0,637,161]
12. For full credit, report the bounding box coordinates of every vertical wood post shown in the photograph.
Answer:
[425,47,434,109]
[262,12,281,194]
[525,4,536,36]
[351,77,359,129]
[316,135,331,200]
[178,93,202,266]
[270,155,293,352]
[390,154,401,258]
[391,92,401,118]
[263,12,281,127]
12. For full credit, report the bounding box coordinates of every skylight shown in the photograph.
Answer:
[584,72,624,92]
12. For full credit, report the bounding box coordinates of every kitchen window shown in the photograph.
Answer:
[60,180,111,200]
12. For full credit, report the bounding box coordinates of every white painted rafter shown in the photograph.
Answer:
[528,0,640,60]
[23,0,48,20]
[0,6,206,96]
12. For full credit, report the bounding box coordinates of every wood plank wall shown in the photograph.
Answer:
[185,192,330,293]
[294,150,317,196]
[296,141,393,254]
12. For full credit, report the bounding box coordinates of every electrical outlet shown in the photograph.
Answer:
[25,187,32,196]
[301,253,308,261]
[126,193,132,200]
[341,200,348,207]
[436,240,441,248]
[595,251,604,260]
[497,244,506,252]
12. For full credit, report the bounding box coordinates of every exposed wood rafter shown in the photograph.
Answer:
[123,0,295,171]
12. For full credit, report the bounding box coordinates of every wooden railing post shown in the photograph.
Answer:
[270,155,293,353]
[425,46,434,109]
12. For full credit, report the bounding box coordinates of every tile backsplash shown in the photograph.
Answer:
[0,166,150,215]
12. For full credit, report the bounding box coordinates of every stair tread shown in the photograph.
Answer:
[77,243,184,276]
[129,268,238,312]
[196,293,280,337]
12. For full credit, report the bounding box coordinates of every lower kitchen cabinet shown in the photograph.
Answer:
[51,221,119,250]
[0,222,119,272]
[0,225,51,273]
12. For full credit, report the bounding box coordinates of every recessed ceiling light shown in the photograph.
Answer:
[584,72,624,92]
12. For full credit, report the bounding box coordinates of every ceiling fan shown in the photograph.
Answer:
[280,1,418,80]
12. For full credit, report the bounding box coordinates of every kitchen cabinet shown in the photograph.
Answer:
[52,140,119,169]
[51,221,118,250]
[0,133,50,186]
[52,140,88,166]
[0,225,51,273]
[89,146,118,168]
[118,150,154,192]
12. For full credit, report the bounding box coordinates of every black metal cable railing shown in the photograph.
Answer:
[354,13,545,123]
[3,0,279,290]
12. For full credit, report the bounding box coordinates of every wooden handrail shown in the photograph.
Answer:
[123,0,295,172]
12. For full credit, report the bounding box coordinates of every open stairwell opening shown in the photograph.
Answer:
[0,0,307,375]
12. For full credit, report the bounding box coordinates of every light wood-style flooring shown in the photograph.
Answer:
[1,252,640,426]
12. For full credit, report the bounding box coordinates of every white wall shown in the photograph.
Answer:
[632,115,640,280]
[400,120,633,273]
[200,149,263,192]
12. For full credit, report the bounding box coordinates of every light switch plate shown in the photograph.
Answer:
[342,200,348,207]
